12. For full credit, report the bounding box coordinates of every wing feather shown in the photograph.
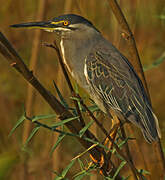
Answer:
[84,44,160,143]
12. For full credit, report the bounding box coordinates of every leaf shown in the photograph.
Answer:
[78,158,84,171]
[115,153,125,161]
[105,177,112,180]
[60,160,76,178]
[70,96,80,101]
[31,114,56,122]
[52,116,79,128]
[138,169,150,175]
[70,96,83,111]
[88,105,99,113]
[84,137,109,151]
[121,175,131,180]
[112,161,126,179]
[53,171,64,180]
[74,83,79,94]
[53,80,69,109]
[74,171,91,180]
[24,126,40,147]
[8,115,25,137]
[143,54,165,71]
[79,120,93,138]
[156,14,165,20]
[105,161,126,179]
[50,134,65,155]
[74,161,96,180]
[118,137,130,149]
[54,176,68,180]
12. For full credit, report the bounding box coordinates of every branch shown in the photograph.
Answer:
[108,0,165,176]
[43,42,125,177]
[0,31,102,166]
[46,42,143,178]
[107,0,149,95]
[0,31,123,179]
[43,42,85,127]
[107,1,149,179]
[23,0,48,144]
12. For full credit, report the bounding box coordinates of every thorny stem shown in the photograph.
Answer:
[43,42,85,128]
[0,32,104,172]
[0,32,123,179]
[69,93,141,179]
[0,30,141,179]
[108,0,165,178]
[20,38,140,178]
[107,0,148,95]
[44,41,143,179]
[107,2,145,179]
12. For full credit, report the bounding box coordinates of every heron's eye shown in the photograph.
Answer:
[63,21,69,26]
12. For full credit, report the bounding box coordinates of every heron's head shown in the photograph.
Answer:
[11,14,100,39]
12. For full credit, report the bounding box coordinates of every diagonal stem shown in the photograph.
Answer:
[72,94,142,179]
[43,42,85,127]
[39,42,140,178]
[108,0,165,177]
[0,32,123,179]
[0,32,102,167]
[107,0,149,96]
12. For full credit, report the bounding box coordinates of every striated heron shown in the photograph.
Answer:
[11,14,161,143]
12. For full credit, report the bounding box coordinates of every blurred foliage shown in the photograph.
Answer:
[0,152,18,180]
[0,0,165,179]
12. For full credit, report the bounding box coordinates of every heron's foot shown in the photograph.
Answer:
[89,153,104,167]
[104,123,120,150]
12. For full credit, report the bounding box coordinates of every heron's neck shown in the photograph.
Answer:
[60,31,101,64]
[59,30,102,81]
[59,31,102,88]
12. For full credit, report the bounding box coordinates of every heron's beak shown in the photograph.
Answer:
[10,21,60,32]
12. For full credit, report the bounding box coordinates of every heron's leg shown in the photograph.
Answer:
[104,110,120,150]
[97,113,120,175]
[89,111,120,175]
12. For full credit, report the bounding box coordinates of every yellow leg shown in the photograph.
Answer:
[105,110,120,150]
[89,153,104,167]
[104,123,119,150]
[89,110,120,175]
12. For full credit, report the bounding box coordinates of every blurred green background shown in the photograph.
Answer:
[0,0,165,179]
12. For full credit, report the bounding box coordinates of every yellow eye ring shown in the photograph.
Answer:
[63,21,69,26]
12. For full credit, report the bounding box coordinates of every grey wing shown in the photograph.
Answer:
[84,47,160,143]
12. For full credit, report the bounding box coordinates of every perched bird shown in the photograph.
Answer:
[11,14,161,143]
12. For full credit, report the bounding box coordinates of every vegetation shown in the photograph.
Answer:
[0,0,165,179]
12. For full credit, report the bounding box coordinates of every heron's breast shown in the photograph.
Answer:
[60,39,73,74]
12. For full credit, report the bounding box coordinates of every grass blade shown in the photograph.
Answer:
[156,14,165,20]
[84,137,109,151]
[79,120,93,138]
[78,158,84,170]
[50,134,65,155]
[52,116,79,128]
[53,80,69,109]
[70,96,83,111]
[118,137,130,149]
[54,176,67,180]
[8,115,25,137]
[112,161,126,179]
[74,171,91,180]
[61,159,76,178]
[24,125,40,147]
[31,114,56,122]
[88,105,99,113]
[144,53,165,71]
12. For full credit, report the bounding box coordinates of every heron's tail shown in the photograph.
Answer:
[141,109,161,143]
[127,105,161,143]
